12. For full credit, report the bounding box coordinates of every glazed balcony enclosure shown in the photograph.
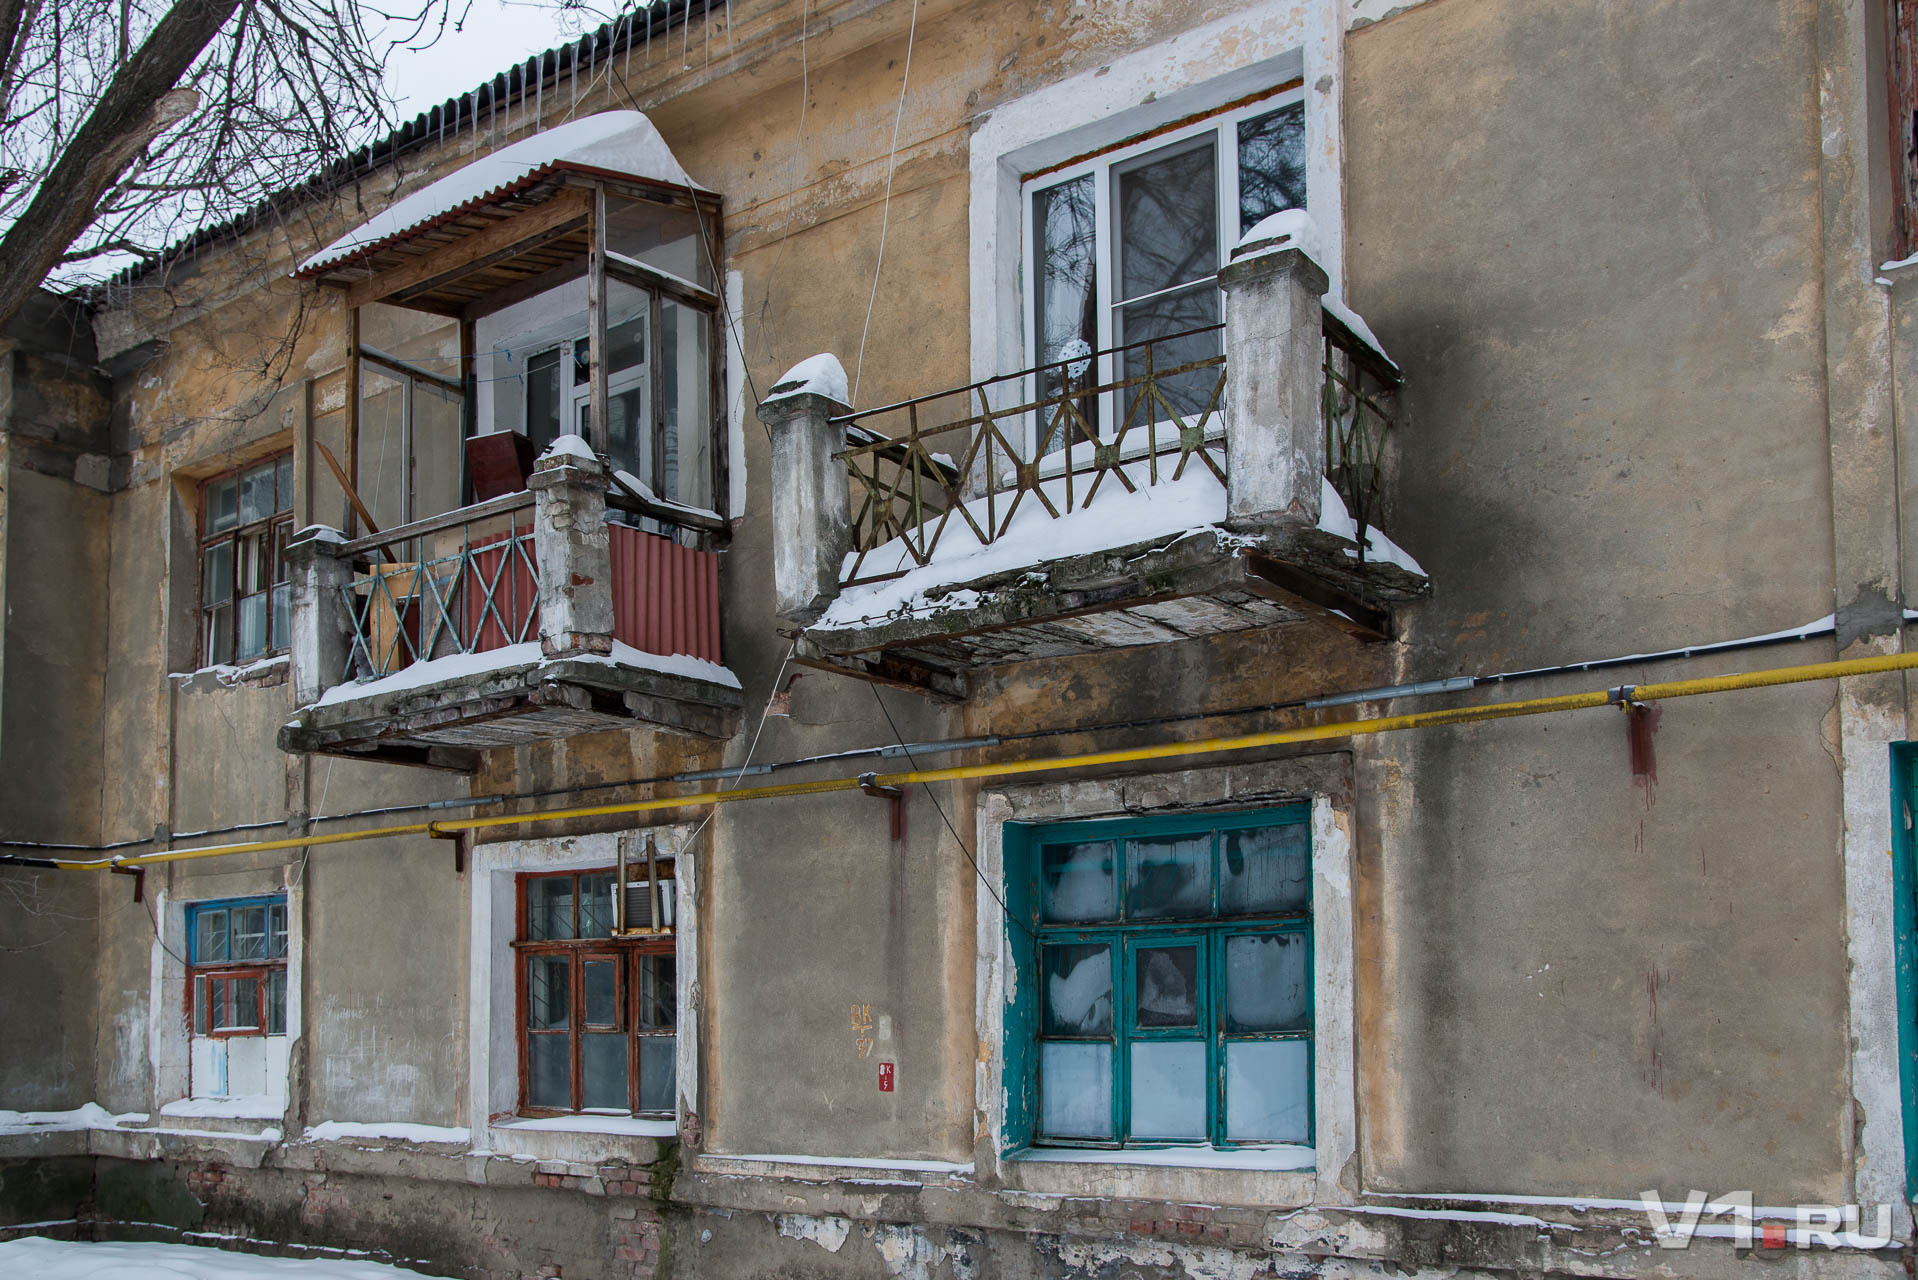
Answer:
[764,228,1430,700]
[278,113,740,769]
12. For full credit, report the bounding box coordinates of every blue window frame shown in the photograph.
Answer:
[186,895,289,1037]
[1003,806,1312,1152]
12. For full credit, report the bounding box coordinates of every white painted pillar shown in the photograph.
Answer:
[1218,244,1330,528]
[529,447,614,659]
[283,525,355,706]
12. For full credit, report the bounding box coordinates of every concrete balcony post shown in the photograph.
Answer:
[758,355,853,626]
[284,525,355,707]
[1218,243,1331,528]
[529,442,615,658]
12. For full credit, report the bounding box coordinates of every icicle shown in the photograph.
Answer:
[536,53,544,128]
[624,7,632,82]
[570,42,578,112]
[725,0,735,56]
[646,3,653,64]
[681,0,690,69]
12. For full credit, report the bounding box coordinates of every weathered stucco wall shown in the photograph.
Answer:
[1344,0,1848,1199]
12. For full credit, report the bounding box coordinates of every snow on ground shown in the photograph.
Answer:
[0,1237,436,1278]
[0,1105,145,1135]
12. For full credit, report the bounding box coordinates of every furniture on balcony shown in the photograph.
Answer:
[763,242,1428,700]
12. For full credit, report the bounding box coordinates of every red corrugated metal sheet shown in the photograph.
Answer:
[463,532,539,652]
[609,524,724,665]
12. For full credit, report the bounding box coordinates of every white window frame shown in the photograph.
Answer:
[968,4,1343,420]
[467,828,700,1160]
[1018,86,1308,456]
[973,762,1356,1208]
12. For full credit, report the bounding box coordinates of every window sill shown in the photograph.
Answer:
[160,1095,285,1122]
[495,1115,676,1138]
[1009,1143,1314,1172]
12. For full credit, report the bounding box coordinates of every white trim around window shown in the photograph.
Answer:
[968,2,1343,395]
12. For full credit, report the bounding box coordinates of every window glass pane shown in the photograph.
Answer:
[193,975,208,1035]
[528,1033,570,1108]
[583,1033,628,1110]
[572,337,591,388]
[1115,137,1218,301]
[413,380,463,524]
[1126,833,1211,919]
[583,959,619,1027]
[1040,840,1117,923]
[1034,174,1099,432]
[1134,944,1199,1029]
[1039,1042,1113,1140]
[267,968,287,1035]
[239,463,277,525]
[604,194,710,291]
[607,312,647,375]
[266,901,287,958]
[203,605,232,667]
[1118,285,1223,423]
[195,909,228,964]
[639,956,676,1030]
[271,584,291,652]
[237,529,267,594]
[1237,103,1307,235]
[1226,1039,1309,1142]
[607,386,649,489]
[230,905,267,960]
[526,349,563,455]
[1042,944,1112,1036]
[526,876,575,941]
[638,1036,675,1113]
[1220,823,1310,915]
[206,477,238,534]
[663,298,713,512]
[527,955,570,1030]
[202,541,233,607]
[216,976,260,1031]
[275,456,295,512]
[236,593,268,662]
[1225,932,1309,1033]
[579,873,615,939]
[1129,1041,1206,1139]
[357,364,409,535]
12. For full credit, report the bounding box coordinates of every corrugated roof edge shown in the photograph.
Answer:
[86,0,715,302]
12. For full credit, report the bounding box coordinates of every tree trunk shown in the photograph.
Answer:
[0,0,241,332]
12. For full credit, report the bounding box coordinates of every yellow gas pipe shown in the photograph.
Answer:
[38,649,1918,873]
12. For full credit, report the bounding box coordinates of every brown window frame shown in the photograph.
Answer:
[514,866,676,1118]
[185,897,289,1041]
[197,453,295,668]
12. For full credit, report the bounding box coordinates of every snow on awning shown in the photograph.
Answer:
[299,110,708,276]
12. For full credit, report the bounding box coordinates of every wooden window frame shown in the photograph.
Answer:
[1019,806,1313,1151]
[185,897,289,1041]
[1892,0,1918,261]
[513,866,676,1118]
[197,453,295,668]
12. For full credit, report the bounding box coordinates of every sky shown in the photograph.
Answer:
[379,0,633,125]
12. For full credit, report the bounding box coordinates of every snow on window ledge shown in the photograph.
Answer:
[300,1121,472,1146]
[160,1094,285,1121]
[1009,1143,1315,1172]
[492,1114,676,1138]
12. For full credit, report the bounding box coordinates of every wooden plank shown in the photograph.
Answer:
[345,189,591,309]
[1242,551,1391,640]
[586,185,609,454]
[461,256,591,322]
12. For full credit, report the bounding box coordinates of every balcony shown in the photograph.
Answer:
[762,241,1429,699]
[278,447,739,771]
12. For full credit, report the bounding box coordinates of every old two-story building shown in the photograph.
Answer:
[5,0,1918,1275]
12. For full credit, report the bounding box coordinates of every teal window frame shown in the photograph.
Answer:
[1002,805,1313,1153]
[1892,742,1918,1197]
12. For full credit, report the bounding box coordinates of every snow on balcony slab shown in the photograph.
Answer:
[0,1237,438,1279]
[818,462,1234,631]
[312,639,739,708]
[301,111,705,274]
[1316,476,1426,578]
[0,1104,146,1135]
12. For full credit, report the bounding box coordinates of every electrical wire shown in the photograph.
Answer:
[852,0,921,405]
[868,682,1032,940]
[0,614,1868,858]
